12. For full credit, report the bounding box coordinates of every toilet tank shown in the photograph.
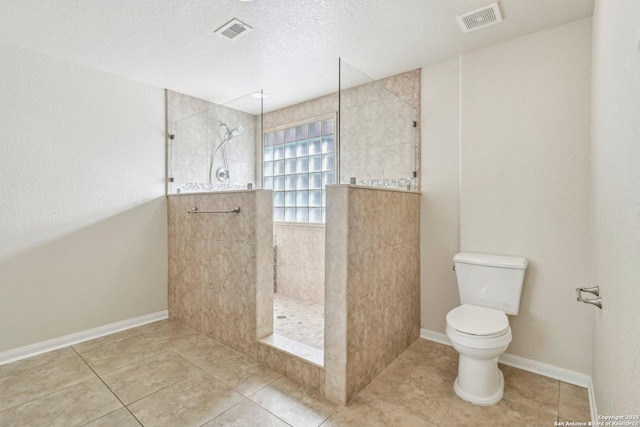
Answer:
[454,252,528,315]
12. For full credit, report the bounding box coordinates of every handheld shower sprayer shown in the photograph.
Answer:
[209,123,245,187]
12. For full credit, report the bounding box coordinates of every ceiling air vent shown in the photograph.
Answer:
[456,2,502,33]
[214,18,252,40]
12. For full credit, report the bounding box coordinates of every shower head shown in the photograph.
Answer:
[220,123,244,139]
[231,126,245,137]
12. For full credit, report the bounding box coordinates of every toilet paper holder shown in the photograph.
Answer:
[576,286,602,309]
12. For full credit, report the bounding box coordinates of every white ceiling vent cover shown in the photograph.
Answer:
[214,18,252,40]
[456,2,502,33]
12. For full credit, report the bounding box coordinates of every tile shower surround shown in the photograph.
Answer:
[167,91,258,193]
[168,190,273,360]
[262,68,421,189]
[325,185,421,404]
[274,223,325,305]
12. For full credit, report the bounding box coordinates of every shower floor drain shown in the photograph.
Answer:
[276,315,287,319]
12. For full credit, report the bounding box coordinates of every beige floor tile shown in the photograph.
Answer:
[0,353,95,412]
[358,357,455,425]
[135,319,200,347]
[203,399,290,426]
[128,372,243,427]
[84,407,142,426]
[559,382,591,421]
[73,328,146,354]
[80,334,166,375]
[321,392,437,427]
[100,349,203,404]
[0,377,121,427]
[0,347,77,378]
[440,395,557,427]
[250,376,337,427]
[500,364,560,416]
[174,336,281,396]
[395,339,458,378]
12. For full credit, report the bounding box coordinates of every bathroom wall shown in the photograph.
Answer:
[340,68,420,186]
[0,41,167,353]
[420,19,593,375]
[167,91,257,192]
[263,69,420,306]
[591,0,640,415]
[263,68,421,187]
[168,190,272,359]
[325,185,420,404]
[273,223,325,304]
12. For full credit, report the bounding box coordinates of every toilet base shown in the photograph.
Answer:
[453,368,504,406]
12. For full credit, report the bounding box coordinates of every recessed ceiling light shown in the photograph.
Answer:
[252,92,268,99]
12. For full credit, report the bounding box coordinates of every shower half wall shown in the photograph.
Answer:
[167,190,273,359]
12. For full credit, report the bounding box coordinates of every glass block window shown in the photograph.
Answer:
[264,118,335,223]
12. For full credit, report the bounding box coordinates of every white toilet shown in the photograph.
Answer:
[446,252,528,406]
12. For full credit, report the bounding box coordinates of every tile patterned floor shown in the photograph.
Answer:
[0,319,591,426]
[273,293,324,350]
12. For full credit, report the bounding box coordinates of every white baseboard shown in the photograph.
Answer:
[420,329,591,387]
[0,310,169,366]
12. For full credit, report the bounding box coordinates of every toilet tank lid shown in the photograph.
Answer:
[454,252,528,270]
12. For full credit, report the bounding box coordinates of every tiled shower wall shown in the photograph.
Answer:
[325,185,420,404]
[263,68,421,189]
[168,190,273,359]
[167,90,258,192]
[274,223,325,304]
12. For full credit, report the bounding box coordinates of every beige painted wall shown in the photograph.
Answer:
[420,19,593,375]
[0,41,168,353]
[420,58,461,333]
[591,0,640,414]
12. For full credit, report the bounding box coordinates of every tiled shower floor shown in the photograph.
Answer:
[273,293,324,350]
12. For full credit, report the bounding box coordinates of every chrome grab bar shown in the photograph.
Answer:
[576,286,602,309]
[187,206,241,214]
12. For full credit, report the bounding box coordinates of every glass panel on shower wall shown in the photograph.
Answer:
[338,59,417,190]
[166,90,263,194]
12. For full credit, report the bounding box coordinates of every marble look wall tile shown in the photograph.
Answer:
[324,186,349,405]
[341,187,420,402]
[168,192,272,360]
[255,190,275,339]
[277,264,324,305]
[285,356,324,394]
[257,343,287,375]
[167,90,183,123]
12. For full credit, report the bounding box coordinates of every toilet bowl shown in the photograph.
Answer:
[446,304,512,406]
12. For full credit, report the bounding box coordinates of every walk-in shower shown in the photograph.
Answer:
[209,123,245,187]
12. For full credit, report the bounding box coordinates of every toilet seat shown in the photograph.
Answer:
[446,304,509,337]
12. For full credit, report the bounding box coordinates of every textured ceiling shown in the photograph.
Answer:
[0,0,594,113]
